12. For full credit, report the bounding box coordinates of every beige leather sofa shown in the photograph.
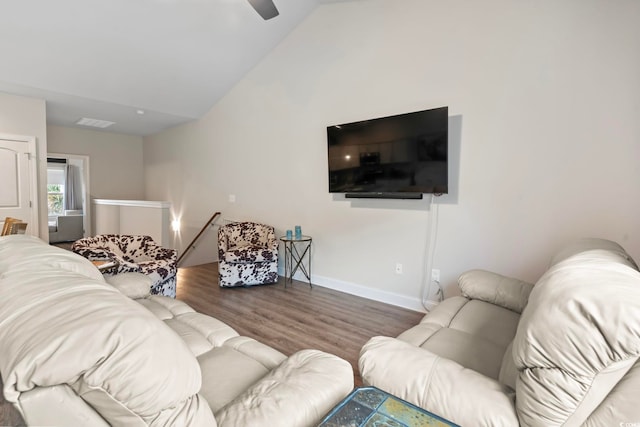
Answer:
[0,235,353,426]
[359,238,640,426]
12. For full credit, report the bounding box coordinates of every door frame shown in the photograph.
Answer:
[47,152,92,237]
[0,133,39,237]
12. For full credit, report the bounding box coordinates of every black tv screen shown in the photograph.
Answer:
[327,106,448,196]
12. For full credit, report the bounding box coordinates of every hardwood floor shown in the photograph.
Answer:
[0,263,424,425]
[177,263,424,386]
[0,387,24,427]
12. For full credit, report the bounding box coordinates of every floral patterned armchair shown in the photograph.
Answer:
[72,234,177,297]
[217,222,278,287]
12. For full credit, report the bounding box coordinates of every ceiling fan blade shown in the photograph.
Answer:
[247,0,279,20]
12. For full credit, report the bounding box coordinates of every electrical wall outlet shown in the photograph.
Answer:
[395,263,403,275]
[431,269,440,282]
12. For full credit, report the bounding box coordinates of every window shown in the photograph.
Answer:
[47,165,66,216]
[47,183,65,216]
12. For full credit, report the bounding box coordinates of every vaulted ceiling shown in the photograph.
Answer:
[0,0,340,135]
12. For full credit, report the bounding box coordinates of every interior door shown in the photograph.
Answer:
[0,135,37,236]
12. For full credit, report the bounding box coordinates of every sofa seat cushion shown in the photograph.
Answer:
[137,294,289,413]
[359,336,519,427]
[136,296,240,355]
[136,295,355,421]
[105,272,151,299]
[398,297,520,382]
[199,342,280,413]
[136,296,354,427]
[215,349,354,427]
[223,245,277,263]
[420,328,508,380]
[142,294,289,414]
[448,299,520,349]
[199,335,288,413]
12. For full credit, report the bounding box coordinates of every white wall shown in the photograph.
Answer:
[144,0,640,310]
[47,125,145,200]
[0,92,48,239]
[93,199,171,247]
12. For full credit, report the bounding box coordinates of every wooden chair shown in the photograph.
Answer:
[1,217,28,236]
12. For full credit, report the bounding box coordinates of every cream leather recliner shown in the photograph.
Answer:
[0,235,353,426]
[359,238,640,426]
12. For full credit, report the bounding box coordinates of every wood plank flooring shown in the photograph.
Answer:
[0,263,424,426]
[176,263,424,386]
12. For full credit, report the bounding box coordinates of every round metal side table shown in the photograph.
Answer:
[279,235,312,288]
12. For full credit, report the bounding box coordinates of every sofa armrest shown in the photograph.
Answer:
[359,336,518,427]
[458,269,534,313]
[17,384,110,427]
[215,349,353,427]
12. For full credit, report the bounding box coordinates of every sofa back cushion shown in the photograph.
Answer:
[72,234,161,263]
[513,247,640,426]
[218,222,275,255]
[549,237,638,269]
[0,234,105,281]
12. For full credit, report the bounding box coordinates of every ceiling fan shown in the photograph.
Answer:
[247,0,280,20]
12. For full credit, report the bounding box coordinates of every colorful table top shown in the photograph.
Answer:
[319,386,459,427]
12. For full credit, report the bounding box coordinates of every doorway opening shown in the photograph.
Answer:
[46,153,91,245]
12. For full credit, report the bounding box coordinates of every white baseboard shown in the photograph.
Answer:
[280,268,427,313]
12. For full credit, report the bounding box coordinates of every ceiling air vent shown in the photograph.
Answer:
[76,117,116,128]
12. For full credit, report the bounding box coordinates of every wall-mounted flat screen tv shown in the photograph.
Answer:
[327,106,448,198]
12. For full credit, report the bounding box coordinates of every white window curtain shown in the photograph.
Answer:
[64,164,83,211]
